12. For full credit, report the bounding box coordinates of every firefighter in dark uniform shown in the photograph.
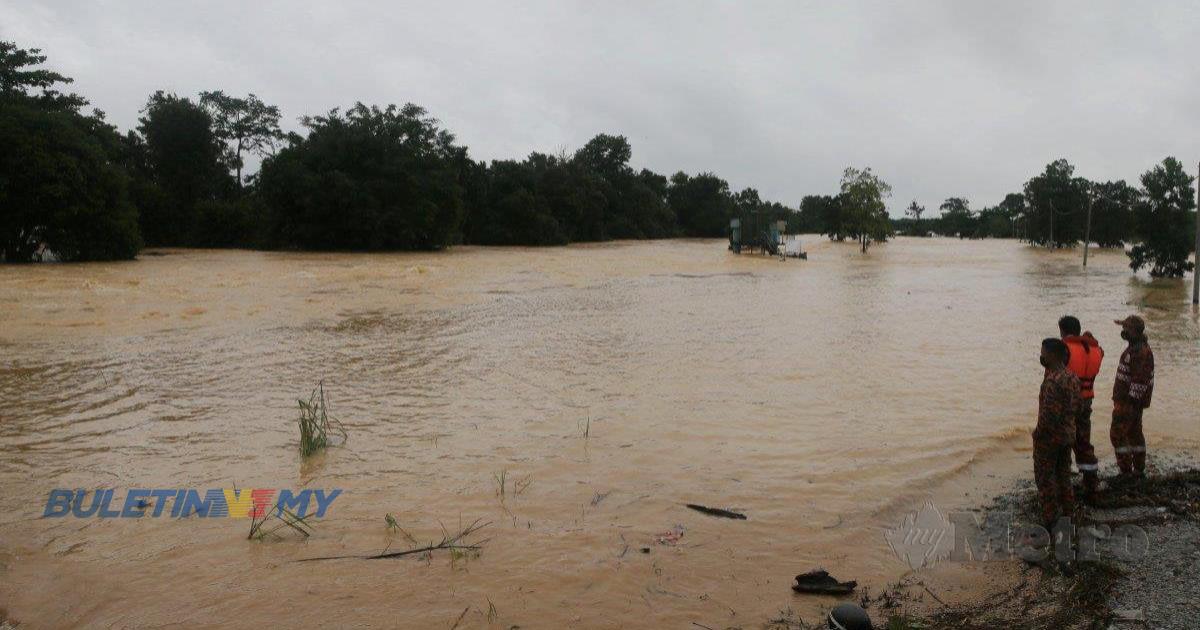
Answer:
[1034,338,1080,530]
[1112,315,1155,480]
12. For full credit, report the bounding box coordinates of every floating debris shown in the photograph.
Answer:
[791,569,858,596]
[296,518,490,562]
[685,503,747,520]
[654,525,686,546]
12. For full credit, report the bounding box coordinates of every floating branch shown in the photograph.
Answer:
[685,503,747,520]
[296,518,491,563]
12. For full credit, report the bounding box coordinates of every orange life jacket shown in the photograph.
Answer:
[1064,333,1104,399]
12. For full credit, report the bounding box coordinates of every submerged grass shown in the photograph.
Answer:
[297,380,346,457]
[248,504,315,541]
[494,469,507,498]
[385,513,420,546]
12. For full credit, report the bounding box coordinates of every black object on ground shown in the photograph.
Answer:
[792,569,858,595]
[685,504,747,519]
[827,602,872,629]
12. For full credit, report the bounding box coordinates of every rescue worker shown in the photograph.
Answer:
[1058,316,1103,499]
[1034,338,1080,529]
[1112,315,1155,479]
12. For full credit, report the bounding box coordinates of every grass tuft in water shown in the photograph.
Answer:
[297,380,346,457]
[493,469,507,498]
[248,503,315,541]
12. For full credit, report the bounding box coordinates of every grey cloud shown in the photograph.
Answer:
[3,0,1197,214]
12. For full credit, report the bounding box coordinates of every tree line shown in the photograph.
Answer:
[1,41,794,262]
[889,157,1197,277]
[2,40,1195,277]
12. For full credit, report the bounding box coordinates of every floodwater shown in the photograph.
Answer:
[0,238,1197,628]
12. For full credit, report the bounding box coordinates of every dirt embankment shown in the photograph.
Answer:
[848,453,1200,630]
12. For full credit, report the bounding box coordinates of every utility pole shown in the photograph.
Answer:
[1193,161,1199,305]
[1083,195,1093,267]
[1049,200,1055,249]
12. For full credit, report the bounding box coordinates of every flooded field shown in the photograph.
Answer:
[1,238,1197,628]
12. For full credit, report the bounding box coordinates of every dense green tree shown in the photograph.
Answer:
[466,156,570,245]
[938,197,976,238]
[788,195,830,234]
[191,197,265,248]
[839,167,891,252]
[997,193,1026,239]
[0,41,87,113]
[462,136,697,247]
[137,91,231,244]
[573,134,675,239]
[1128,157,1196,277]
[539,156,608,242]
[574,133,631,178]
[628,167,677,238]
[904,200,926,235]
[668,172,736,237]
[1088,180,1137,248]
[733,187,762,214]
[1023,159,1088,248]
[199,90,283,186]
[806,195,845,241]
[258,103,465,250]
[975,205,1012,238]
[0,41,140,262]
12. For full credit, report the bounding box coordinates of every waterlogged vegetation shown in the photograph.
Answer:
[296,381,345,457]
[298,518,491,563]
[247,504,314,541]
[1,40,793,261]
[288,381,493,566]
[891,158,1198,277]
[3,40,1195,276]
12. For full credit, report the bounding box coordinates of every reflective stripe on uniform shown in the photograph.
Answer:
[1077,464,1099,471]
[1130,446,1146,453]
[1115,447,1132,454]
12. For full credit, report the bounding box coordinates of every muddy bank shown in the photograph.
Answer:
[819,451,1200,630]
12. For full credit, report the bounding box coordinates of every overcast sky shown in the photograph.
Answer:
[4,1,1198,215]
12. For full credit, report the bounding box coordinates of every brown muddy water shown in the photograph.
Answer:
[0,238,1197,628]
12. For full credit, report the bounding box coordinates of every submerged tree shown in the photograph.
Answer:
[1128,157,1196,277]
[258,103,466,251]
[905,200,926,235]
[573,133,675,240]
[839,166,892,252]
[1023,159,1089,248]
[0,41,141,262]
[136,91,231,245]
[1088,180,1137,248]
[464,153,605,246]
[938,197,975,238]
[804,194,844,241]
[668,171,735,237]
[998,193,1026,239]
[788,195,827,235]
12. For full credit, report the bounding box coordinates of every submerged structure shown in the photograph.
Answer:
[728,213,806,259]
